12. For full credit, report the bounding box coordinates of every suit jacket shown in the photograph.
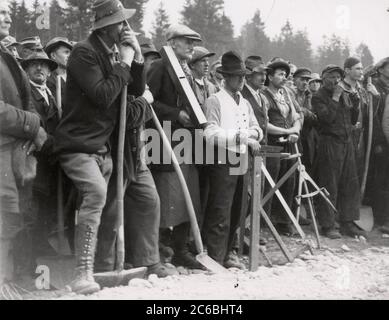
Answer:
[241,84,268,144]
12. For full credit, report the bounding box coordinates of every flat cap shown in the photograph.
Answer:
[165,24,202,42]
[321,64,344,77]
[293,67,312,79]
[45,37,73,56]
[140,42,161,58]
[245,56,269,73]
[20,36,43,50]
[308,73,322,84]
[189,46,215,65]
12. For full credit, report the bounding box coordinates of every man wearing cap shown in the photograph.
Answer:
[309,73,322,94]
[54,0,158,294]
[292,68,319,175]
[21,52,60,260]
[202,51,262,268]
[370,57,389,233]
[140,41,161,72]
[261,59,302,236]
[18,36,43,60]
[1,35,20,60]
[0,3,48,285]
[242,56,270,144]
[147,24,205,270]
[188,46,217,107]
[45,37,73,105]
[312,65,364,239]
[208,58,223,91]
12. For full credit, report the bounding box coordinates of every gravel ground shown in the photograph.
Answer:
[4,227,389,300]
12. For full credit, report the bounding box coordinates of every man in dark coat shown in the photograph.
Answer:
[54,0,153,294]
[312,65,365,239]
[0,4,47,285]
[147,24,204,270]
[22,51,60,260]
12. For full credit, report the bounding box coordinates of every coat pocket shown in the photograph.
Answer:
[11,140,37,187]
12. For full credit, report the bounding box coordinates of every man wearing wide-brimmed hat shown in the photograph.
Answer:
[44,37,73,104]
[202,51,263,269]
[21,51,61,262]
[370,57,389,234]
[147,24,206,270]
[312,64,362,239]
[54,0,165,294]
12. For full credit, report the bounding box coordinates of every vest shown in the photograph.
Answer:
[214,89,251,154]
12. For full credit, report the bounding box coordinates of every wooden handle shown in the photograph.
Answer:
[116,88,127,271]
[150,106,204,253]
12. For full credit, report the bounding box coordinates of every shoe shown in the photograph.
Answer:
[68,224,100,295]
[321,227,342,239]
[298,216,311,226]
[379,222,389,235]
[223,252,245,269]
[147,262,179,278]
[171,250,206,270]
[275,223,295,236]
[159,243,174,259]
[340,222,367,238]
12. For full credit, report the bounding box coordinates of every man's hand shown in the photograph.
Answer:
[288,133,299,144]
[236,130,249,145]
[142,89,154,104]
[120,28,141,55]
[119,44,135,67]
[33,127,48,151]
[332,84,343,102]
[367,82,379,96]
[286,127,300,136]
[248,139,261,156]
[178,110,192,127]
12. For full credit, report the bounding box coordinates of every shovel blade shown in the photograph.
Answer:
[94,267,147,288]
[196,253,229,274]
[356,206,374,232]
[36,255,76,290]
[48,232,72,256]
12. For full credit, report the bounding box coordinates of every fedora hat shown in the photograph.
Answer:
[216,51,249,76]
[45,37,73,56]
[140,42,160,58]
[189,46,215,65]
[266,58,291,77]
[92,0,136,31]
[21,51,58,72]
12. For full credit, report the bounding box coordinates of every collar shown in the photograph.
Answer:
[223,87,241,104]
[30,80,50,92]
[342,78,362,92]
[246,83,260,96]
[195,77,205,86]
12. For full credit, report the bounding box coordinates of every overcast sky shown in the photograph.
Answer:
[20,0,389,62]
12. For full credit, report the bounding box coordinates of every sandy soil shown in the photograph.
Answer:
[5,226,388,300]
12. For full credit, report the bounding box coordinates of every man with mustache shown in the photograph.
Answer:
[147,24,205,270]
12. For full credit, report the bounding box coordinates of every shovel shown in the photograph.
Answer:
[149,105,228,273]
[355,78,374,232]
[94,87,147,288]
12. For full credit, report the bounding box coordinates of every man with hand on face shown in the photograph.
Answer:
[54,0,153,294]
[312,65,365,239]
[147,24,205,270]
[202,51,263,269]
[0,4,47,285]
[261,59,302,236]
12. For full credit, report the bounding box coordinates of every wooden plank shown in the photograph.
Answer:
[161,46,207,126]
[249,156,262,271]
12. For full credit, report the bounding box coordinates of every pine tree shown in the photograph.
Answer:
[8,0,19,38]
[181,0,235,56]
[17,0,33,40]
[356,43,374,67]
[237,10,271,61]
[151,1,170,50]
[50,0,67,39]
[63,0,94,41]
[316,34,350,70]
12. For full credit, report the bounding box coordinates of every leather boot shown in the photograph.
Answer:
[68,224,100,295]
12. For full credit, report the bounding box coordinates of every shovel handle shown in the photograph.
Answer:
[150,106,204,254]
[116,88,127,271]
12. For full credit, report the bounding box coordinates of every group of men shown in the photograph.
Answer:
[1,0,389,296]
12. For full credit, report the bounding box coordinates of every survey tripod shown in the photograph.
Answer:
[238,142,337,271]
